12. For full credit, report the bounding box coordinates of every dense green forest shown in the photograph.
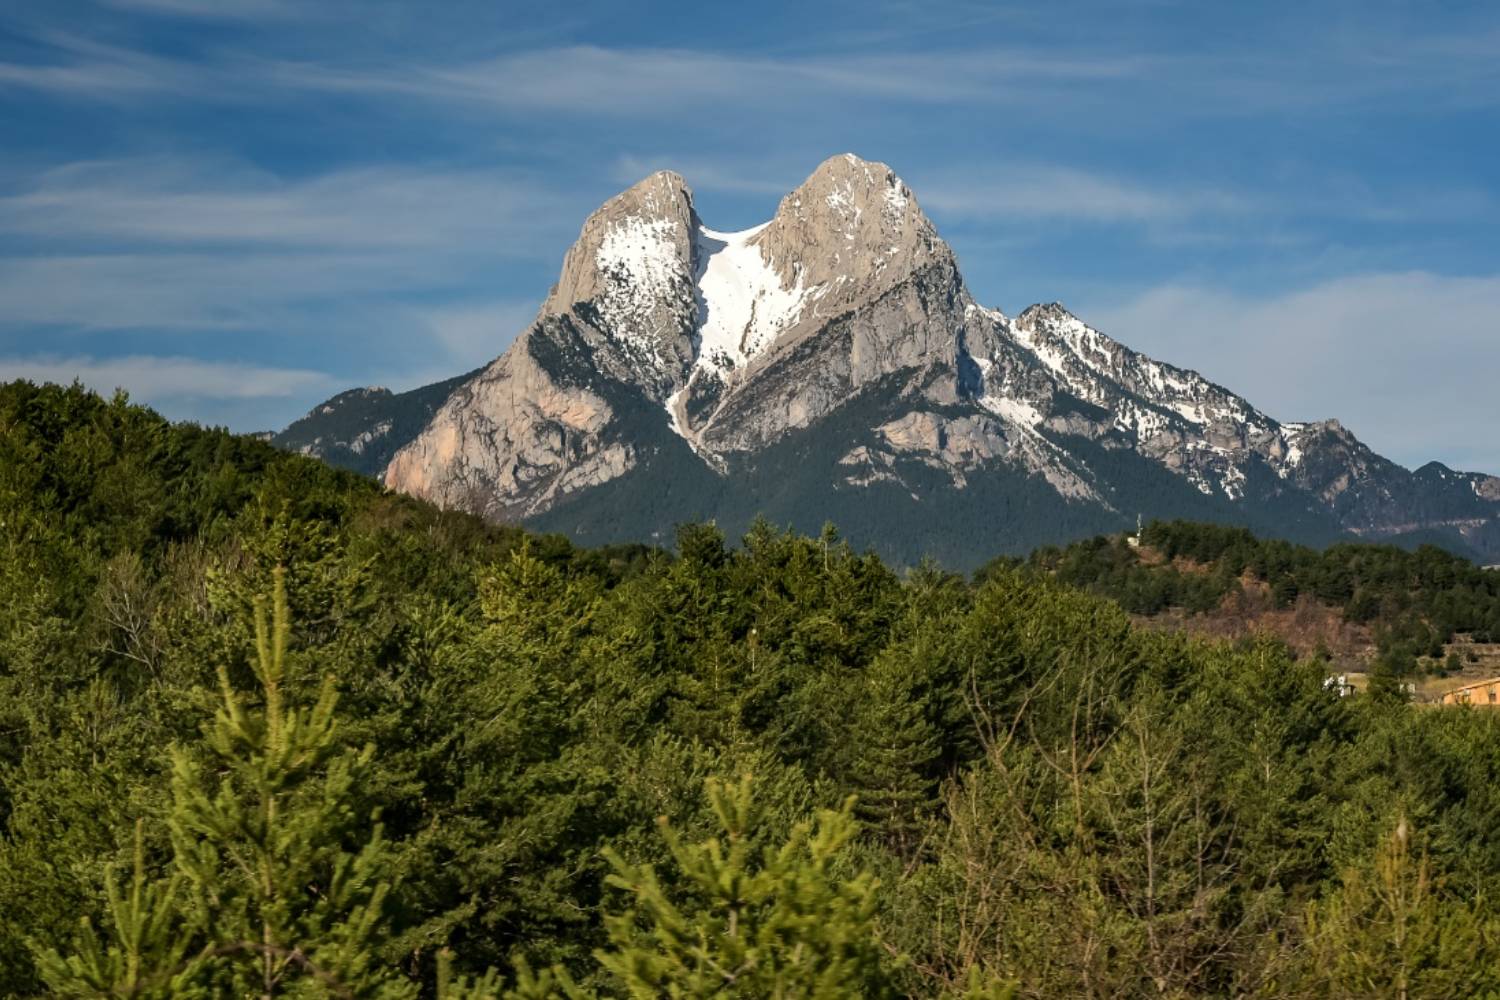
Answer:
[1011,520,1500,676]
[7,380,1500,998]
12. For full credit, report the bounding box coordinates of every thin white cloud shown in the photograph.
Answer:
[0,157,567,250]
[0,252,438,330]
[95,0,302,18]
[7,18,1498,122]
[0,354,332,401]
[915,165,1253,224]
[1085,272,1500,474]
[0,33,199,98]
[412,300,540,369]
[266,44,1154,115]
[0,155,576,337]
[4,29,1152,109]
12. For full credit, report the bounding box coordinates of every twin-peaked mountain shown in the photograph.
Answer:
[276,155,1500,568]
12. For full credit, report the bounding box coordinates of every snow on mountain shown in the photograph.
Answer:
[593,214,686,366]
[350,154,1500,565]
[692,223,819,377]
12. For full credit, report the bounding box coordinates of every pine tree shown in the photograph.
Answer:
[1296,815,1498,999]
[34,567,416,998]
[592,775,897,999]
[845,645,940,857]
[32,820,208,999]
[169,565,410,997]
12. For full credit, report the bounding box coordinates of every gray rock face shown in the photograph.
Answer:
[755,154,950,316]
[272,375,474,477]
[385,172,703,517]
[373,153,1500,560]
[383,320,630,517]
[668,155,976,458]
[542,170,699,393]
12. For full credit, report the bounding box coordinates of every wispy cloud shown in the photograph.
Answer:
[0,156,568,250]
[8,19,1499,123]
[0,353,332,401]
[0,252,431,330]
[1086,272,1500,473]
[914,165,1253,224]
[0,32,202,99]
[0,152,575,434]
[0,154,577,339]
[410,300,540,369]
[267,44,1154,115]
[95,0,302,18]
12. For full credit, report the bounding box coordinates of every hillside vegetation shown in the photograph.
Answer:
[1007,521,1500,688]
[6,381,1500,998]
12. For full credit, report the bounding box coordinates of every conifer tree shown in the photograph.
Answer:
[32,820,207,999]
[1297,815,1497,999]
[845,646,940,857]
[593,775,897,999]
[171,565,410,997]
[34,567,416,998]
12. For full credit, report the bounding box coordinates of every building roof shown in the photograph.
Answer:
[1440,677,1500,697]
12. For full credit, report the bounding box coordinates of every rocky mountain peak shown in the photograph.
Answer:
[542,170,700,374]
[754,153,951,303]
[1017,302,1076,325]
[363,154,1500,567]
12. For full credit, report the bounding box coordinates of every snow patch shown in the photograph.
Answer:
[595,214,688,363]
[693,224,817,375]
[1010,322,1076,387]
[966,301,1009,325]
[980,394,1044,430]
[1168,400,1208,425]
[664,385,688,440]
[884,177,909,219]
[1222,462,1247,500]
[972,357,1044,429]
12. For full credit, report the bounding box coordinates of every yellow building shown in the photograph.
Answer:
[1440,678,1500,706]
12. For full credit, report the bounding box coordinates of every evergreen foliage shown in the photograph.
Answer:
[592,776,893,999]
[1009,518,1500,668]
[7,381,1500,998]
[1293,816,1498,998]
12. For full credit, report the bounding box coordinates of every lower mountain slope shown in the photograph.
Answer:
[526,373,1356,568]
[272,368,478,477]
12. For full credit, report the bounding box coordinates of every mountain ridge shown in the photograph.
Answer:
[281,154,1500,567]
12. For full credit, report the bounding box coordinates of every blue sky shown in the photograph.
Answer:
[1,0,1497,471]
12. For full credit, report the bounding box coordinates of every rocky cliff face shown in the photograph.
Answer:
[315,153,1500,565]
[272,371,475,477]
[382,172,698,516]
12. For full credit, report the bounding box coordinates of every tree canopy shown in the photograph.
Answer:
[5,381,1500,998]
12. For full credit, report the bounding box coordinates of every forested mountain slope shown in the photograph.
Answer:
[1008,520,1500,682]
[7,381,1500,997]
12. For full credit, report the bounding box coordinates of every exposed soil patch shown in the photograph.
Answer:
[1131,576,1376,669]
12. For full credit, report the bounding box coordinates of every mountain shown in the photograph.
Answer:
[272,370,477,477]
[286,154,1500,568]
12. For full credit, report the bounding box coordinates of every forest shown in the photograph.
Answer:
[5,380,1500,998]
[1014,520,1500,682]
